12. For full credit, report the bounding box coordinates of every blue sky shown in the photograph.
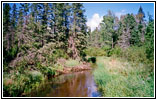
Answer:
[84,3,154,31]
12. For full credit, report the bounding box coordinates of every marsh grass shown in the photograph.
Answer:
[93,57,154,97]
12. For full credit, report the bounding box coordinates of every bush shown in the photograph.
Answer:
[84,47,107,57]
[108,46,148,64]
[3,73,31,97]
[123,46,148,63]
[28,71,44,83]
[88,57,96,63]
[3,44,18,64]
[52,49,69,59]
[108,46,123,57]
[65,59,80,67]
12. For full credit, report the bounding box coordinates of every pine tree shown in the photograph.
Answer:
[118,14,136,48]
[3,3,11,50]
[38,3,50,46]
[11,4,17,28]
[68,3,87,59]
[10,4,18,48]
[145,20,154,61]
[102,10,115,48]
[136,6,146,43]
[3,3,11,36]
[137,6,145,24]
[30,3,39,23]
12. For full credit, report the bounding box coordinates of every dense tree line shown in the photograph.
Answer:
[3,3,87,66]
[3,3,154,68]
[87,6,154,61]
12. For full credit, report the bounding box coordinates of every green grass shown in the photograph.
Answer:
[93,56,154,97]
[65,59,81,67]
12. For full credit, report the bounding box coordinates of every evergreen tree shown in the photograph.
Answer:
[3,3,11,36]
[3,3,11,50]
[118,14,136,48]
[68,3,87,59]
[145,20,154,61]
[11,4,17,28]
[137,6,145,24]
[136,6,146,43]
[37,3,50,46]
[102,10,115,48]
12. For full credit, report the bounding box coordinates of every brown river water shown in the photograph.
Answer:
[28,70,101,97]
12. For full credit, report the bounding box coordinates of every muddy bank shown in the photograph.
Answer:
[55,62,92,77]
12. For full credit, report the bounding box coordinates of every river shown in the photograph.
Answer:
[28,70,101,97]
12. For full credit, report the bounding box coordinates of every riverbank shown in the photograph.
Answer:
[3,57,92,97]
[27,70,100,97]
[93,56,154,97]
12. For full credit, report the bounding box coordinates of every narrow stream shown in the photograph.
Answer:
[29,70,101,97]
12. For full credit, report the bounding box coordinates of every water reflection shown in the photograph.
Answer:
[29,71,100,97]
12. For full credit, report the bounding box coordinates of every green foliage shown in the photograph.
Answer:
[16,59,28,73]
[65,59,81,67]
[93,57,154,97]
[3,3,11,34]
[3,44,18,64]
[3,71,45,97]
[130,29,141,46]
[32,42,41,49]
[145,21,154,62]
[84,47,107,57]
[123,46,148,63]
[108,46,123,57]
[53,49,69,59]
[108,46,148,64]
[87,57,96,63]
[28,71,44,83]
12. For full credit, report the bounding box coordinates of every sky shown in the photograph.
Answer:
[84,3,154,31]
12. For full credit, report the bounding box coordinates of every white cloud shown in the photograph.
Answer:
[87,13,103,32]
[115,10,126,19]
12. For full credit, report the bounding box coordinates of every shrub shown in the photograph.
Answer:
[108,46,123,57]
[3,74,30,97]
[84,47,107,57]
[28,71,44,83]
[93,57,154,97]
[123,46,148,63]
[65,59,80,67]
[52,49,69,59]
[88,57,96,63]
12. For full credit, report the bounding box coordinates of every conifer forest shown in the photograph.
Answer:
[3,3,154,97]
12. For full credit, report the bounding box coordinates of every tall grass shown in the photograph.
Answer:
[93,57,154,97]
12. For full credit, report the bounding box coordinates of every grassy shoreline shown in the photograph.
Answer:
[93,56,154,97]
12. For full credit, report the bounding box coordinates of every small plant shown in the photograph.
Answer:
[28,71,44,83]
